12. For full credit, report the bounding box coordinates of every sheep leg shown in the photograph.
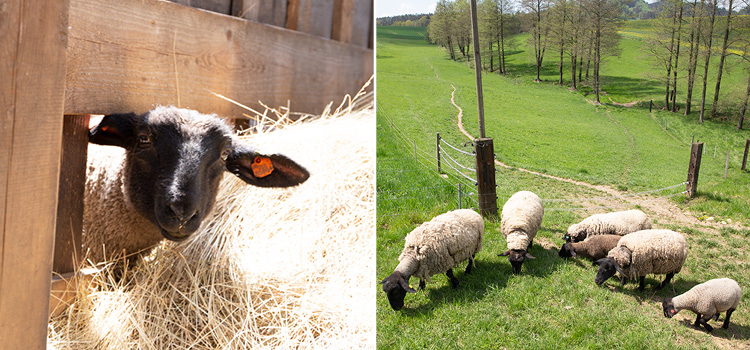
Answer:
[446,269,460,289]
[418,279,426,291]
[527,240,533,251]
[656,273,674,290]
[638,276,646,291]
[464,255,474,275]
[698,314,714,333]
[722,308,735,329]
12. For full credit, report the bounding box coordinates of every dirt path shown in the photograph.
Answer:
[447,85,742,233]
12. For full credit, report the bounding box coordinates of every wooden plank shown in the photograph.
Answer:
[65,0,372,117]
[49,269,96,317]
[295,0,335,39]
[170,0,232,14]
[232,0,288,27]
[0,0,70,347]
[54,115,90,274]
[331,0,372,48]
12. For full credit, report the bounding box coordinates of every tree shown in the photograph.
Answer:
[581,0,622,103]
[567,0,586,90]
[710,0,736,118]
[523,0,551,81]
[698,0,717,123]
[684,0,706,115]
[644,0,683,110]
[550,0,572,85]
[428,0,458,60]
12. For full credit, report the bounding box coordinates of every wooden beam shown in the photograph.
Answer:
[0,0,70,347]
[54,115,90,274]
[331,0,372,48]
[170,0,233,14]
[232,0,288,27]
[65,0,373,117]
[294,0,335,39]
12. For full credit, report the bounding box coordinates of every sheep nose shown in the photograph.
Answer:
[169,203,198,224]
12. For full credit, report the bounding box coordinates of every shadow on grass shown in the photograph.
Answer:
[676,317,750,340]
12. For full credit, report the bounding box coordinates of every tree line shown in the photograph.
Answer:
[422,0,750,128]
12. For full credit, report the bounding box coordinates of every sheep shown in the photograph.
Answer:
[558,234,621,261]
[83,106,310,263]
[498,191,544,274]
[380,209,484,311]
[594,229,687,291]
[564,209,651,243]
[662,278,742,332]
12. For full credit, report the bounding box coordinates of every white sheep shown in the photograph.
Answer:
[380,209,484,311]
[499,191,543,274]
[83,106,309,263]
[565,209,651,242]
[558,234,621,261]
[594,229,687,291]
[662,278,742,332]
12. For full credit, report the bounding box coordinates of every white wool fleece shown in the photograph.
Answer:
[501,191,543,251]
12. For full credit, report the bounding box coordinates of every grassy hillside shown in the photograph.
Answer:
[377,25,750,349]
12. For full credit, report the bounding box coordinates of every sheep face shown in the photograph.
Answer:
[89,107,309,242]
[380,271,416,311]
[593,257,622,285]
[662,298,678,318]
[558,243,577,258]
[499,249,535,274]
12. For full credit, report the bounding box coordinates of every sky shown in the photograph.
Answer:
[376,0,437,18]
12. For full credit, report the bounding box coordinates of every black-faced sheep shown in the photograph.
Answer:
[594,229,687,291]
[499,191,543,274]
[380,209,484,311]
[558,234,621,261]
[565,209,651,242]
[662,278,742,332]
[84,106,310,263]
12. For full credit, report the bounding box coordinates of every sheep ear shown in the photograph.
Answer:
[594,258,604,266]
[613,262,626,276]
[524,252,536,260]
[498,250,511,257]
[226,144,309,188]
[571,250,578,259]
[89,113,140,147]
[399,279,416,293]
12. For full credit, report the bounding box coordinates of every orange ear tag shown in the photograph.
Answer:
[251,156,274,178]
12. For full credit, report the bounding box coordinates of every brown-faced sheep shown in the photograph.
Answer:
[558,234,621,261]
[565,209,651,242]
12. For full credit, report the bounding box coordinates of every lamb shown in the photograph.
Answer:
[380,209,484,311]
[662,278,742,332]
[498,191,544,274]
[565,209,651,243]
[83,106,310,263]
[558,234,621,261]
[594,229,687,291]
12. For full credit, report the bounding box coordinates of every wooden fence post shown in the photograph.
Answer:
[686,142,704,198]
[742,139,749,171]
[474,138,497,217]
[437,133,442,173]
[649,100,653,112]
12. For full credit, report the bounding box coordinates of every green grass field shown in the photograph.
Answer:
[377,25,750,349]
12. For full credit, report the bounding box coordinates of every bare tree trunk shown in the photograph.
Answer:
[671,1,684,112]
[579,55,584,82]
[500,11,507,74]
[739,72,750,130]
[665,1,678,110]
[594,25,601,104]
[711,0,733,118]
[698,0,716,123]
[685,0,705,116]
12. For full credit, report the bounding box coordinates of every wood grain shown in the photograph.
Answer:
[170,0,233,14]
[332,0,372,48]
[0,0,70,347]
[65,0,373,117]
[54,115,90,274]
[295,0,335,39]
[232,0,288,27]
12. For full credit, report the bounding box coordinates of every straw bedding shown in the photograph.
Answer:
[47,99,375,349]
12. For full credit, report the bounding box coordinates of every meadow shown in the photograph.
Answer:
[377,24,750,349]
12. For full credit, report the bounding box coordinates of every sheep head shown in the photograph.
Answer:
[380,271,416,311]
[89,107,309,242]
[662,297,678,318]
[499,249,535,274]
[564,224,586,242]
[558,243,577,259]
[593,257,627,285]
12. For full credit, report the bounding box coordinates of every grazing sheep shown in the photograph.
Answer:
[565,209,651,242]
[499,191,543,274]
[83,106,310,263]
[662,278,742,332]
[594,229,687,291]
[380,209,484,311]
[558,234,621,261]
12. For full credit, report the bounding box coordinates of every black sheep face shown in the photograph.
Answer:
[594,257,618,285]
[380,271,416,311]
[499,249,535,274]
[558,243,576,258]
[662,298,677,318]
[89,107,310,242]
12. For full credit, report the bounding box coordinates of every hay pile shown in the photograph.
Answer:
[48,97,375,349]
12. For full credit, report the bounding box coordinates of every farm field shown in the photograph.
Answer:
[376,25,750,349]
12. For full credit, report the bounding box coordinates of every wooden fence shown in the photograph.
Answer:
[0,0,373,348]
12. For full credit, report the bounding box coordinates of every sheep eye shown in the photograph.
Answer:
[220,148,231,161]
[137,134,151,145]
